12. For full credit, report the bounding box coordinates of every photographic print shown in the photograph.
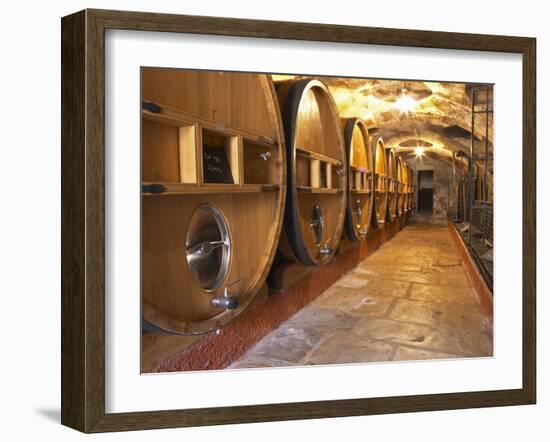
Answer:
[140,68,494,373]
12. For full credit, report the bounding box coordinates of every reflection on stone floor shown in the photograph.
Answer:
[228,217,493,369]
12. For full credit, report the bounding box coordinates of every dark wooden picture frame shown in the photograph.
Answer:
[61,8,536,433]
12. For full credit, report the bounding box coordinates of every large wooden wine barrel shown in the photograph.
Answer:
[386,148,399,221]
[397,156,407,216]
[276,79,346,265]
[141,68,286,334]
[342,118,374,241]
[374,138,388,225]
[474,164,485,201]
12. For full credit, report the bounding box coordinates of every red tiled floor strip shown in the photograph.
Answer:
[447,219,493,321]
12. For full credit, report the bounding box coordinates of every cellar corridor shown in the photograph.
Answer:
[229,215,493,368]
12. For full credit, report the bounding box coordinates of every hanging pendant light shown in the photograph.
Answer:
[395,82,418,113]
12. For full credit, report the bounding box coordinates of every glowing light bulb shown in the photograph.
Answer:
[415,146,425,158]
[395,90,417,113]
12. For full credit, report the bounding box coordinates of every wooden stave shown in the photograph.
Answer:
[342,118,375,242]
[140,69,287,334]
[276,79,347,266]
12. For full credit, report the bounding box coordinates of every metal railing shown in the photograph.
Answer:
[450,86,493,292]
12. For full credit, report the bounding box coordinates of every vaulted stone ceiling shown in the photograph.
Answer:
[272,75,493,169]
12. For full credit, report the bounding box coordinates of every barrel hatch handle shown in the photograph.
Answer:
[186,240,227,258]
[259,151,272,161]
[211,278,240,310]
[309,203,324,247]
[353,200,363,217]
[318,240,333,256]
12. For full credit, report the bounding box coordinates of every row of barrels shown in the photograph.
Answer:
[452,164,490,222]
[141,71,416,335]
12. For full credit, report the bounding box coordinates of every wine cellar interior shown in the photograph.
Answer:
[141,69,494,372]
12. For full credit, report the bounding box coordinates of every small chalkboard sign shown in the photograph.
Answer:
[141,100,161,113]
[202,146,234,184]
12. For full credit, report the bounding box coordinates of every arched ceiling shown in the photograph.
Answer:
[272,75,493,163]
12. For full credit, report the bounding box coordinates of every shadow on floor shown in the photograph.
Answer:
[35,408,60,423]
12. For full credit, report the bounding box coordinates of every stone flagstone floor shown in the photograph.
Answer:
[228,217,493,369]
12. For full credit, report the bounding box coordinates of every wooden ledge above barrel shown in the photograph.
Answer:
[141,68,286,335]
[274,78,347,267]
